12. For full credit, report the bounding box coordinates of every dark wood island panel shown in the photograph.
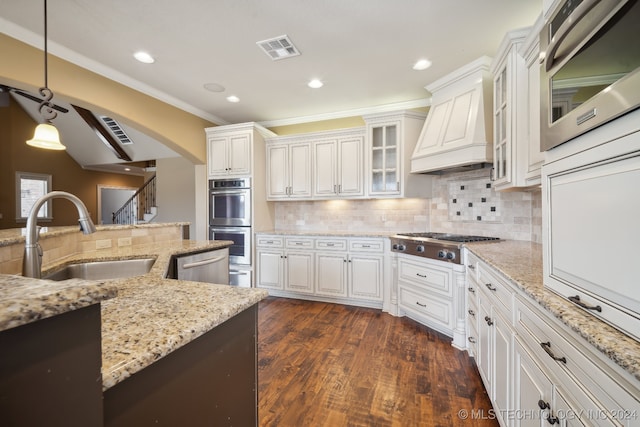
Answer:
[103,304,259,426]
[0,304,103,427]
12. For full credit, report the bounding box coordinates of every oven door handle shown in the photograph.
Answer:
[182,256,226,269]
[211,190,247,196]
[545,0,600,72]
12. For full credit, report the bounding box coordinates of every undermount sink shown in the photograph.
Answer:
[43,258,156,281]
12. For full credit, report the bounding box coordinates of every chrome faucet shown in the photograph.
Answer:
[23,191,97,278]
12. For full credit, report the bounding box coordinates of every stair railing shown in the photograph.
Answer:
[112,174,156,225]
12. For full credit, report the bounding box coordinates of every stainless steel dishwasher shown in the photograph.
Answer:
[172,248,230,285]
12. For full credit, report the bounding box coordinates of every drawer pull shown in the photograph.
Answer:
[540,342,567,364]
[484,316,493,326]
[295,242,303,245]
[416,273,427,278]
[361,244,371,248]
[467,264,476,270]
[468,286,475,293]
[568,295,602,312]
[265,240,274,244]
[416,301,426,308]
[468,309,476,317]
[538,400,550,410]
[485,283,497,291]
[326,243,335,247]
[468,337,476,343]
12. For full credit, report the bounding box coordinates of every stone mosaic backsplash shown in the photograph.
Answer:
[448,177,502,223]
[273,169,543,242]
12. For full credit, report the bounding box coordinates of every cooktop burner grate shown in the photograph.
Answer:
[395,232,500,243]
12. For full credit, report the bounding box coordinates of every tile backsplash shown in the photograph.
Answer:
[274,169,542,242]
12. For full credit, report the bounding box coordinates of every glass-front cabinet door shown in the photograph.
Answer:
[369,123,399,195]
[493,66,509,184]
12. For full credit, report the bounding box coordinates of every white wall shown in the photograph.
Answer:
[156,157,199,239]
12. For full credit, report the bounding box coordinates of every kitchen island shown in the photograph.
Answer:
[0,225,268,427]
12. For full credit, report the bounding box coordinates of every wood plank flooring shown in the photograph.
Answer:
[258,297,499,427]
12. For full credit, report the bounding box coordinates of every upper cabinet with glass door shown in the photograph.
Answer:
[490,26,543,190]
[364,111,432,199]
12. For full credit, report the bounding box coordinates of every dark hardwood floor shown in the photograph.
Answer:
[258,297,498,427]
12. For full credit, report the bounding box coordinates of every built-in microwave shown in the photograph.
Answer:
[540,0,640,151]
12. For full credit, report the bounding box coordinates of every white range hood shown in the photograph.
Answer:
[411,56,494,174]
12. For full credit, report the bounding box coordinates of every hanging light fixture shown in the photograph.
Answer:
[26,0,66,150]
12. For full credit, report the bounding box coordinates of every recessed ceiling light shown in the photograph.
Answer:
[226,95,240,103]
[204,83,225,93]
[134,51,155,64]
[413,59,432,71]
[308,79,323,89]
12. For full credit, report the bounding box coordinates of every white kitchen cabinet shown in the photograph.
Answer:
[465,248,640,427]
[256,233,385,307]
[255,236,314,293]
[266,141,312,199]
[470,254,516,427]
[313,134,364,198]
[491,24,543,190]
[206,123,275,178]
[207,133,251,177]
[315,251,348,297]
[397,255,461,338]
[363,111,432,198]
[256,248,284,290]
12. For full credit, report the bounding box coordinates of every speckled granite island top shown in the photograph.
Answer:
[1,238,268,391]
[466,240,640,383]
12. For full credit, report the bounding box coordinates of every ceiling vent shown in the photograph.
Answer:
[256,35,300,60]
[100,116,133,145]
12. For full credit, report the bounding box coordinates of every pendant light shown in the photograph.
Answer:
[26,0,66,150]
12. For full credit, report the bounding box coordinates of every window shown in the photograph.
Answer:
[16,172,52,221]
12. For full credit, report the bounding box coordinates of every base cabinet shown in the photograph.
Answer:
[256,234,384,307]
[465,249,640,427]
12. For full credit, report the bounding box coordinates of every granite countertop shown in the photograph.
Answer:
[466,240,640,383]
[257,230,394,238]
[0,238,268,391]
[0,222,189,247]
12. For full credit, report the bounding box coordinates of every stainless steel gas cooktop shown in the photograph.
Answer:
[390,232,499,264]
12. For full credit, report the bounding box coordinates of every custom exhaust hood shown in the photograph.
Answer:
[411,56,494,174]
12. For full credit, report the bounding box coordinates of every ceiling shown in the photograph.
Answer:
[0,0,542,169]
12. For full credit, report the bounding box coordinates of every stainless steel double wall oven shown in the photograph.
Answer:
[209,178,252,286]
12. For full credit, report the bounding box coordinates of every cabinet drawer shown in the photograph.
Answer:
[315,238,347,251]
[478,264,513,316]
[514,297,640,422]
[285,237,314,249]
[399,286,453,330]
[256,235,284,248]
[398,257,452,298]
[349,239,383,253]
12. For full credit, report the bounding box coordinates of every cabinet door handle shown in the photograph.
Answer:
[546,414,559,425]
[416,301,426,308]
[538,400,550,410]
[467,264,475,270]
[468,336,476,343]
[468,286,475,293]
[484,316,493,326]
[540,342,567,364]
[468,309,475,317]
[416,273,427,278]
[485,283,497,291]
[568,295,602,312]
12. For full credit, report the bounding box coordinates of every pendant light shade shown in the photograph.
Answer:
[26,0,66,150]
[27,123,66,150]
